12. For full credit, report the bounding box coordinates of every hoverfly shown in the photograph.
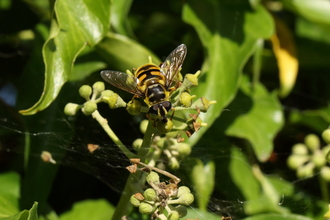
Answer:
[101,44,187,123]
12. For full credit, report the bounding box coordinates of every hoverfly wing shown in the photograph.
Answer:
[160,44,187,88]
[101,70,143,97]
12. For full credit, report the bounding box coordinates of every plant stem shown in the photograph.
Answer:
[92,110,136,159]
[111,120,157,220]
[319,173,329,203]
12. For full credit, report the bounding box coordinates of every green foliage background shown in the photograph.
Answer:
[1,0,330,219]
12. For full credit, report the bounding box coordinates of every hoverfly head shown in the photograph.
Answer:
[148,101,172,123]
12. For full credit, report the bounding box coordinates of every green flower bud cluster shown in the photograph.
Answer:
[156,137,192,170]
[132,119,192,169]
[64,82,126,116]
[287,132,330,180]
[130,171,193,219]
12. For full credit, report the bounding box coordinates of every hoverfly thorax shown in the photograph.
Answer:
[101,44,187,124]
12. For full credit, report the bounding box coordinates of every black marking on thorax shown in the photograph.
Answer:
[146,84,166,104]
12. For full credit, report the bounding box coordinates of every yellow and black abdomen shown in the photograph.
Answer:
[135,64,169,106]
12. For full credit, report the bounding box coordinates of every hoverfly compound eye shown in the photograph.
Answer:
[148,105,159,116]
[162,101,172,111]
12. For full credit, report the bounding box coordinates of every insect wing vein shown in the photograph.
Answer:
[161,44,187,88]
[101,70,142,96]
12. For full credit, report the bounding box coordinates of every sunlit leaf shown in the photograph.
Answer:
[96,32,161,71]
[225,76,284,161]
[271,16,298,98]
[110,0,134,37]
[243,213,314,220]
[185,207,222,220]
[59,199,114,220]
[282,0,330,25]
[0,172,20,217]
[69,61,107,82]
[182,0,274,146]
[230,148,289,215]
[19,0,111,115]
[28,202,39,220]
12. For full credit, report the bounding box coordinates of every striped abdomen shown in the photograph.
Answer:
[135,64,169,106]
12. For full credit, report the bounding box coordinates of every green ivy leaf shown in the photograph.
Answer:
[96,32,161,71]
[229,148,289,215]
[185,207,222,220]
[59,199,114,220]
[110,0,134,37]
[0,202,39,220]
[20,0,111,115]
[0,172,20,217]
[282,0,330,25]
[242,213,314,220]
[182,0,274,146]
[225,76,284,162]
[190,159,215,211]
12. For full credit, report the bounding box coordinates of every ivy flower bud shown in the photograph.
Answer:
[176,192,194,206]
[292,143,308,155]
[64,103,81,116]
[305,134,320,152]
[139,202,154,215]
[140,120,149,134]
[79,85,92,100]
[92,81,105,95]
[156,214,167,220]
[297,162,314,178]
[101,90,114,103]
[323,145,330,160]
[169,157,180,170]
[156,137,167,149]
[177,143,191,157]
[132,138,143,151]
[127,99,141,115]
[180,92,196,107]
[287,155,310,170]
[191,97,216,112]
[182,71,200,88]
[177,186,191,198]
[322,129,330,144]
[157,119,174,134]
[173,205,187,217]
[130,194,143,207]
[168,211,179,220]
[321,166,330,182]
[146,171,160,184]
[143,188,157,201]
[311,150,326,168]
[107,93,126,109]
[82,101,97,115]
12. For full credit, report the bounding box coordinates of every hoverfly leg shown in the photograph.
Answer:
[170,107,175,121]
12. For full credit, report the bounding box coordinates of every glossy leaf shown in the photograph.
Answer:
[289,105,330,133]
[282,0,330,25]
[0,202,39,220]
[243,213,314,220]
[226,76,284,162]
[59,199,114,220]
[0,172,20,217]
[110,0,134,37]
[69,61,107,82]
[185,207,222,220]
[182,0,274,146]
[190,159,215,211]
[19,0,111,115]
[230,148,290,215]
[96,32,161,71]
